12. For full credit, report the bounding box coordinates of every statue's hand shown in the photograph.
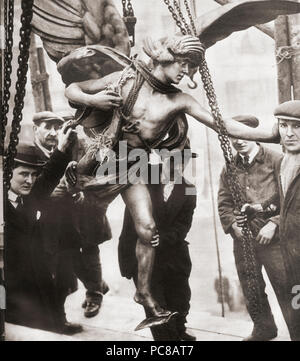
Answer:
[72,191,85,205]
[151,233,160,248]
[89,89,123,110]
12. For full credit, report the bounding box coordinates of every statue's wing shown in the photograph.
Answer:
[31,0,130,62]
[196,0,300,49]
[57,45,132,86]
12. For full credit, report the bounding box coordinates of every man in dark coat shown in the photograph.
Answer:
[119,152,197,341]
[272,101,300,341]
[235,102,300,341]
[218,116,292,341]
[5,127,81,333]
[33,111,110,319]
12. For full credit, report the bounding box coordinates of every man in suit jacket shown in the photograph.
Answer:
[33,111,110,319]
[119,151,197,341]
[5,127,82,333]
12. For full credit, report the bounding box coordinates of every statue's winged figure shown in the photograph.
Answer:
[31,0,300,332]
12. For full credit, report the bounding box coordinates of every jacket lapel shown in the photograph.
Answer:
[283,168,300,214]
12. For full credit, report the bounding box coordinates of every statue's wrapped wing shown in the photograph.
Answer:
[197,0,300,49]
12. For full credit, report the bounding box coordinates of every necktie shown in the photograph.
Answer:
[16,196,23,211]
[242,155,250,169]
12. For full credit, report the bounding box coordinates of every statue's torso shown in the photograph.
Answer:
[120,79,184,147]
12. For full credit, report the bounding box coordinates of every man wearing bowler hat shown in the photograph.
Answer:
[218,115,292,341]
[5,126,82,333]
[119,149,197,341]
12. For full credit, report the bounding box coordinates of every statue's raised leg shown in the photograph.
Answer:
[122,184,178,331]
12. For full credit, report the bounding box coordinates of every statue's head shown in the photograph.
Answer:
[143,35,205,67]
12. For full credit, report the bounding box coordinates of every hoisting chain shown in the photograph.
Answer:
[122,0,134,17]
[122,0,136,47]
[163,0,264,321]
[4,0,34,192]
[1,0,14,153]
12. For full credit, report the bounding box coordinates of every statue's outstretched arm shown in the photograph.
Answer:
[183,93,280,143]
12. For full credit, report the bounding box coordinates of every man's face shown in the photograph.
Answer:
[230,137,257,156]
[34,121,62,150]
[162,60,189,84]
[10,165,39,196]
[279,119,300,154]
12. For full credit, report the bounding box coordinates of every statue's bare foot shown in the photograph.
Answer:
[134,292,178,331]
[134,292,169,316]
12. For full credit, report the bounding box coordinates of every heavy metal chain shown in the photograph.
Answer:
[183,0,197,36]
[122,0,134,17]
[172,0,192,35]
[1,0,14,153]
[4,0,34,191]
[163,0,188,35]
[163,0,264,321]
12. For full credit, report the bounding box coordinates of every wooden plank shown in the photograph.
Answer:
[29,34,46,112]
[29,34,53,112]
[288,9,300,99]
[275,16,293,103]
[37,48,53,111]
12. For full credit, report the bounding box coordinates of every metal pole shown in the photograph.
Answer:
[205,128,225,318]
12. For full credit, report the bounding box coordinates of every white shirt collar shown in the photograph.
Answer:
[8,190,22,208]
[34,139,53,159]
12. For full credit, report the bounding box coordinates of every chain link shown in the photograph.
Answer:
[122,0,134,17]
[1,0,14,153]
[163,0,264,321]
[172,0,192,35]
[163,0,188,35]
[4,0,34,192]
[183,0,197,36]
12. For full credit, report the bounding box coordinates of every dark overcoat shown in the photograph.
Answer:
[5,150,70,331]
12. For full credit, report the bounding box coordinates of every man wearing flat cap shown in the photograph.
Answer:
[32,111,111,321]
[272,100,300,341]
[4,127,81,333]
[33,111,65,161]
[218,115,292,341]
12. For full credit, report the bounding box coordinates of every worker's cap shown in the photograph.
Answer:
[232,115,259,128]
[13,142,46,168]
[32,111,64,126]
[274,100,300,122]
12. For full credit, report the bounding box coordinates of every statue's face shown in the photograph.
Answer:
[161,59,189,84]
[279,119,300,154]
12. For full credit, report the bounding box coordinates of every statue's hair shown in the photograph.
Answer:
[143,35,205,66]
